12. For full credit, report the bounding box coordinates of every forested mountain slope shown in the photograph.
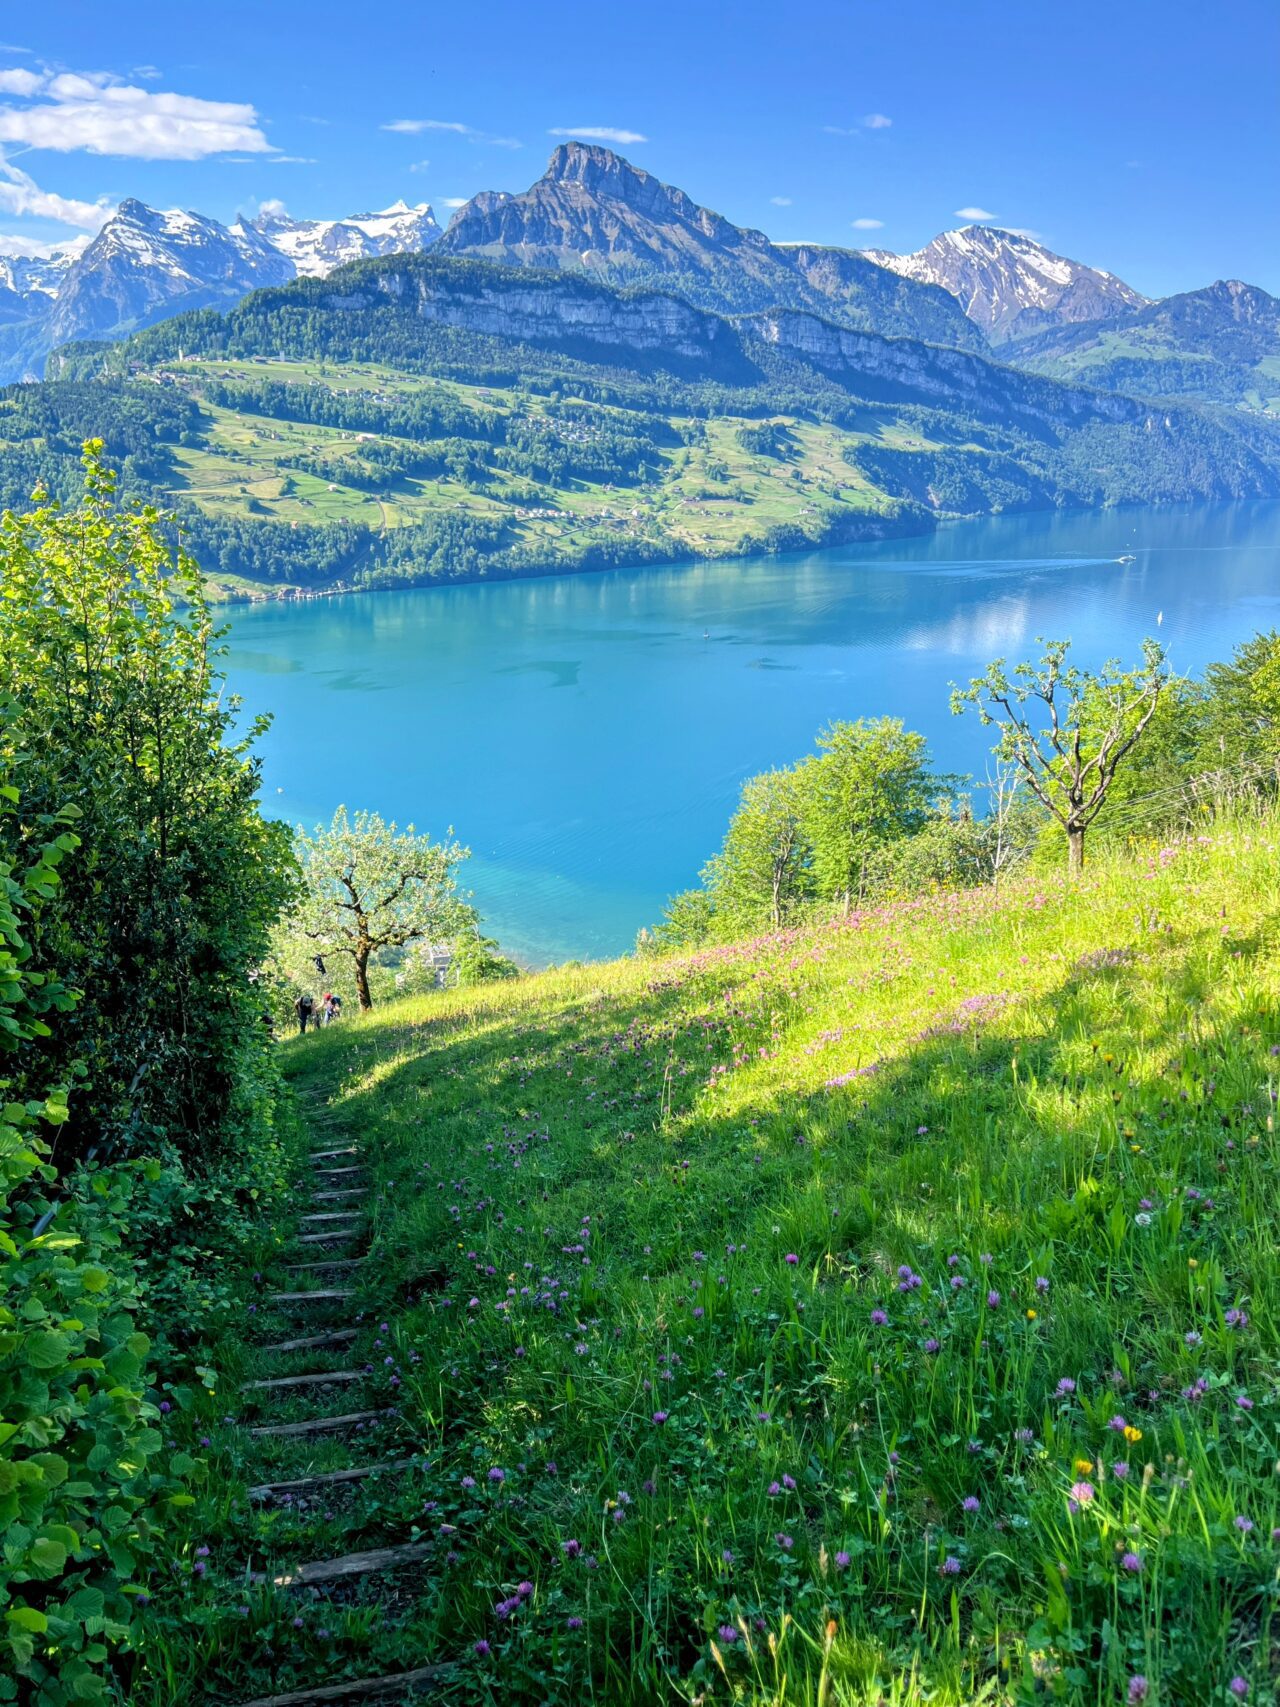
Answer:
[1009,279,1280,413]
[12,251,1280,596]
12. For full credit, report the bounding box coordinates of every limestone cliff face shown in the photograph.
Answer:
[742,308,1137,425]
[320,260,733,360]
[312,254,1161,441]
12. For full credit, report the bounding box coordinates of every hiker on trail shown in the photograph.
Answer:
[321,992,335,1025]
[294,991,315,1034]
[329,993,342,1023]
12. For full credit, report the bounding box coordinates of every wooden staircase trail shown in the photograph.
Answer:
[223,1137,451,1707]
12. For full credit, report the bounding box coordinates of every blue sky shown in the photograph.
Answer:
[2,0,1275,295]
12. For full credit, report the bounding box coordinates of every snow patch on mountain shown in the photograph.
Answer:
[251,199,441,277]
[863,226,1148,343]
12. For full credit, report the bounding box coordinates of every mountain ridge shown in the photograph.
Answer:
[0,196,444,381]
[1007,277,1280,411]
[436,142,985,350]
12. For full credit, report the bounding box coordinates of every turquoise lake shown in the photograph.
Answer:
[224,502,1280,966]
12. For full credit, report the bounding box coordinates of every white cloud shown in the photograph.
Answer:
[382,118,521,148]
[131,65,162,81]
[955,205,996,221]
[0,69,272,158]
[851,217,884,230]
[383,118,460,134]
[547,126,647,144]
[862,113,892,129]
[441,196,469,208]
[0,151,111,228]
[407,158,431,173]
[822,125,858,137]
[770,195,792,206]
[0,229,89,258]
[0,67,42,95]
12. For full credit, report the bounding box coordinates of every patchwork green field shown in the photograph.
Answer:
[143,815,1280,1705]
[146,354,915,590]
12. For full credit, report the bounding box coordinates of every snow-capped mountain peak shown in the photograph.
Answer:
[249,200,440,277]
[0,195,445,379]
[0,242,85,304]
[863,225,1149,343]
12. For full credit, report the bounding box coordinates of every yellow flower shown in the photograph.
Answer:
[1188,1258,1199,1269]
[1026,1309,1037,1320]
[1074,1458,1093,1474]
[1124,1425,1143,1443]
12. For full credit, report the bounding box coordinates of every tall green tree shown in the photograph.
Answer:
[705,766,811,928]
[0,441,296,1164]
[797,718,943,910]
[290,807,475,1010]
[1199,630,1280,782]
[951,638,1169,874]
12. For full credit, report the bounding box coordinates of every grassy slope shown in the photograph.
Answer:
[183,822,1279,1705]
[1019,333,1280,417]
[121,355,937,593]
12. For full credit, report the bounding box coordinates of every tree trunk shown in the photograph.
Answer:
[354,948,373,1011]
[1067,824,1085,876]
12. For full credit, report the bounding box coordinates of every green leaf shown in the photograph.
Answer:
[63,1587,105,1622]
[25,1331,70,1369]
[4,1607,47,1633]
[28,1535,68,1575]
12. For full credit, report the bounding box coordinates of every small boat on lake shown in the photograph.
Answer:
[1116,553,1136,564]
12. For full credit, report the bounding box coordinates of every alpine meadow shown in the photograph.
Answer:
[2,5,1279,1706]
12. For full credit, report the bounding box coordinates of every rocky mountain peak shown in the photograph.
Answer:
[865,225,1148,343]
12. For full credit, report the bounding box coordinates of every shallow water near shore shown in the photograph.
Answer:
[223,501,1280,964]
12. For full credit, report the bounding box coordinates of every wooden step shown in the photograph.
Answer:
[286,1258,362,1274]
[243,1369,365,1394]
[256,1540,432,1588]
[302,1211,363,1224]
[268,1289,354,1306]
[313,1190,365,1204]
[249,1408,390,1439]
[232,1661,450,1705]
[261,1327,358,1354]
[248,1457,419,1500]
[313,1166,364,1178]
[297,1231,360,1246]
[311,1148,358,1161]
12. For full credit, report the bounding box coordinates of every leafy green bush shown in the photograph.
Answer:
[0,441,297,1167]
[0,746,169,1704]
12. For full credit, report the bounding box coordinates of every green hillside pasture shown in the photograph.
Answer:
[224,818,1280,1705]
[158,359,919,561]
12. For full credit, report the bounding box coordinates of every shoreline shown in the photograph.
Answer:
[203,504,932,606]
[202,491,1280,611]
